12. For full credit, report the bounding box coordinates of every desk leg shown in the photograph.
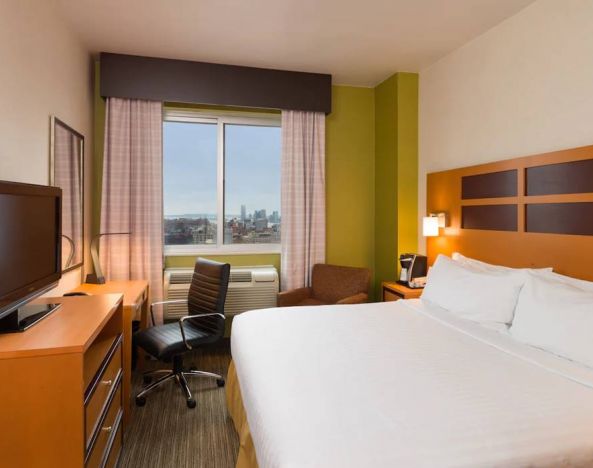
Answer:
[122,305,134,428]
[137,286,150,371]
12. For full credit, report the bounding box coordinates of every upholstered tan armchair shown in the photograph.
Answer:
[278,264,371,307]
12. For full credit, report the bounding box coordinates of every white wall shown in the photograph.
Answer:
[0,0,92,293]
[418,0,593,252]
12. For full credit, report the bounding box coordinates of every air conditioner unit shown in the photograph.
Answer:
[163,265,279,322]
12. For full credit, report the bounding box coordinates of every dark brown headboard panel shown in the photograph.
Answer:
[462,205,518,231]
[462,170,517,199]
[427,144,593,281]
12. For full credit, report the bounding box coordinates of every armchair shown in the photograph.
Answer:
[278,264,371,307]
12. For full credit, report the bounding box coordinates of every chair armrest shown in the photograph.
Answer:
[150,299,188,326]
[336,292,368,305]
[277,287,313,307]
[179,313,225,350]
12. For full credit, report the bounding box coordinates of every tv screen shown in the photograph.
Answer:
[0,181,61,318]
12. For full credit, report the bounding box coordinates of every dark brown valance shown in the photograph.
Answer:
[100,53,332,114]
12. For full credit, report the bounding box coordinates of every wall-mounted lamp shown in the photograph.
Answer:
[423,212,448,237]
[423,216,439,237]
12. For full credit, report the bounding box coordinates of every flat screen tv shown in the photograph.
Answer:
[0,180,62,332]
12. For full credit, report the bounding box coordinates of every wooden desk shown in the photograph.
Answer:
[71,280,149,426]
[0,294,124,468]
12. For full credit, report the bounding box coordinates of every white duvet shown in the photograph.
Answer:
[231,300,593,468]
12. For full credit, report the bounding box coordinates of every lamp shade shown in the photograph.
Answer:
[423,216,439,237]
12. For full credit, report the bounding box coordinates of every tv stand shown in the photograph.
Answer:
[0,303,61,333]
[0,294,126,466]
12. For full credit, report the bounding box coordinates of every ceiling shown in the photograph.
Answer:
[57,0,535,86]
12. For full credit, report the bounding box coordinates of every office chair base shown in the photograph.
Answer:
[184,369,225,386]
[142,368,170,385]
[135,357,224,409]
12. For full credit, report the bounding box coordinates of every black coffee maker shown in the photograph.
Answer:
[397,253,428,287]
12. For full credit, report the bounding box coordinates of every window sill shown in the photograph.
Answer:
[165,245,281,257]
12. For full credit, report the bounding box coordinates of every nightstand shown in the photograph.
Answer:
[382,281,423,301]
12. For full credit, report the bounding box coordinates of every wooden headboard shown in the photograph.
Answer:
[426,144,593,281]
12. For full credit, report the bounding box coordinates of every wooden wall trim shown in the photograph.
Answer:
[426,144,593,281]
[100,53,332,114]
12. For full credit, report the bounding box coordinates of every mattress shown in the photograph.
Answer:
[230,299,593,468]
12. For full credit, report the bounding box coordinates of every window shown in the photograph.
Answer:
[163,109,281,254]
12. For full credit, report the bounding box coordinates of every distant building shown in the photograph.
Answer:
[240,204,246,222]
[224,226,233,244]
[254,218,268,232]
[254,209,267,221]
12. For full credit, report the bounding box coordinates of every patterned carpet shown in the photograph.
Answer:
[119,340,239,468]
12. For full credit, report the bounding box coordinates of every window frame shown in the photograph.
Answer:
[163,108,282,256]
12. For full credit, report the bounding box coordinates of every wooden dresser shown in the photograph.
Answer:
[0,294,125,468]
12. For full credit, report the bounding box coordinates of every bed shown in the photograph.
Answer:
[226,145,593,467]
[227,299,593,467]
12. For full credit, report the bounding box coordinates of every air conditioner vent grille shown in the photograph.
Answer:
[230,271,252,283]
[163,266,278,321]
[169,272,193,284]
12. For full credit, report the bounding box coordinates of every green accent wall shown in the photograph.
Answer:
[326,86,376,285]
[396,74,419,267]
[374,73,418,297]
[374,75,398,297]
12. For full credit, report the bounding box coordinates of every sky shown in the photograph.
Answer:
[163,121,281,217]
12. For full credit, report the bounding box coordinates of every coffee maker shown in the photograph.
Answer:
[398,253,428,287]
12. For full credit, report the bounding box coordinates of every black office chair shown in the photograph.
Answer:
[134,258,231,408]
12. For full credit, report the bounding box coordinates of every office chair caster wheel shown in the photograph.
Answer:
[216,378,225,387]
[135,396,146,407]
[187,398,196,409]
[142,375,152,384]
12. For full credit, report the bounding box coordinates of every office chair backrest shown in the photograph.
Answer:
[187,258,231,336]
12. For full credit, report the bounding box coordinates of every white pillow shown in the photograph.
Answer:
[510,273,593,368]
[421,254,524,325]
[530,269,593,293]
[452,252,552,274]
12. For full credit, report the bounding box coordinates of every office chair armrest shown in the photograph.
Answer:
[179,313,226,350]
[149,299,188,326]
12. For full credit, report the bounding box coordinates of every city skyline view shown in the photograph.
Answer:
[163,119,281,245]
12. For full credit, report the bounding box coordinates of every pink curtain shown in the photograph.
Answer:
[100,98,164,323]
[280,110,326,291]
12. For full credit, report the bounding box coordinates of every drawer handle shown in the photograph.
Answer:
[102,425,113,433]
[102,379,113,387]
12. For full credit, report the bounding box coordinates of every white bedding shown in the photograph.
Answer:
[231,300,593,468]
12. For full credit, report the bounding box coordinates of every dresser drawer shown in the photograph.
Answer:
[86,383,122,468]
[85,339,122,447]
[103,421,123,468]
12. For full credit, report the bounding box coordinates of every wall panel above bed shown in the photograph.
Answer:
[426,144,593,281]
